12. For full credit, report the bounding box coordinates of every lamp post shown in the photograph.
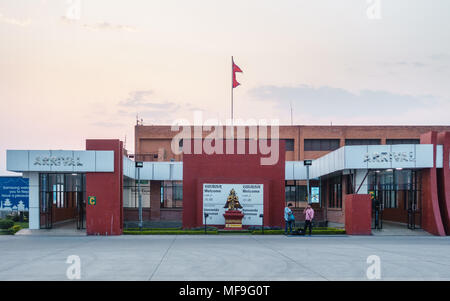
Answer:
[204,213,209,235]
[135,161,144,231]
[304,160,312,204]
[259,214,264,235]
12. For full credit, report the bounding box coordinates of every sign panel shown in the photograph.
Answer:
[0,177,29,212]
[310,187,320,203]
[6,150,114,172]
[203,184,263,226]
[88,196,97,206]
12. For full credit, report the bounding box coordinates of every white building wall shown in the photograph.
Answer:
[22,172,40,230]
[354,169,369,194]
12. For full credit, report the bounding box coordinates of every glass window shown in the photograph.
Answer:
[285,139,294,151]
[345,139,381,145]
[386,139,420,145]
[285,182,307,208]
[304,139,340,151]
[161,181,183,208]
[368,169,422,212]
[328,176,342,208]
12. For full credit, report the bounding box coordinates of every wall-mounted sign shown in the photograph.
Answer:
[0,177,29,212]
[7,150,115,172]
[88,196,96,206]
[203,184,263,226]
[304,160,312,166]
[33,156,83,167]
[363,151,415,163]
[310,187,320,203]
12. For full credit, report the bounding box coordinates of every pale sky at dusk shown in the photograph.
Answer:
[1,0,450,175]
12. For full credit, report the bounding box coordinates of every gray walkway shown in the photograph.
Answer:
[371,221,430,236]
[0,235,449,281]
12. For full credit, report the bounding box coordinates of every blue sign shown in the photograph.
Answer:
[0,177,29,212]
[311,187,320,204]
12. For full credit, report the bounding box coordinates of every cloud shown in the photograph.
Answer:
[429,53,450,61]
[0,13,31,27]
[119,90,181,112]
[90,121,126,128]
[60,16,137,32]
[248,84,440,120]
[384,61,427,68]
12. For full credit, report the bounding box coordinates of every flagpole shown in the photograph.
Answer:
[231,56,234,125]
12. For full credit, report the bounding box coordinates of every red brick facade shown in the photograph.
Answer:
[129,125,450,235]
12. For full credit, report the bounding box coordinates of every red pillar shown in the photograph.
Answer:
[437,131,450,235]
[420,132,446,236]
[344,194,371,235]
[85,139,123,235]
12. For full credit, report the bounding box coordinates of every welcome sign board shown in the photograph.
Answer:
[203,184,263,226]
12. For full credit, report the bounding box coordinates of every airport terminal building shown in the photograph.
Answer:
[6,125,450,236]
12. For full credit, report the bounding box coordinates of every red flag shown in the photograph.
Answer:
[232,58,243,88]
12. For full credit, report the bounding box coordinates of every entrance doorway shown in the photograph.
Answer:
[39,173,86,230]
[369,169,422,230]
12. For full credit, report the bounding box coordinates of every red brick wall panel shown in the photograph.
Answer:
[437,131,450,235]
[420,132,446,236]
[85,139,123,235]
[182,139,285,229]
[345,194,371,235]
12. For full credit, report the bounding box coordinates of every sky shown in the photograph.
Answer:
[0,0,450,175]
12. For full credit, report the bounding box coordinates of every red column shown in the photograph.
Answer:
[85,139,123,235]
[420,132,445,236]
[344,194,371,235]
[437,131,450,235]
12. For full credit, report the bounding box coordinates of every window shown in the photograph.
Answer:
[161,181,183,208]
[328,176,342,208]
[304,139,340,151]
[386,139,420,145]
[172,183,183,201]
[345,139,381,146]
[285,182,307,208]
[123,179,150,208]
[368,169,422,212]
[39,173,85,216]
[285,139,294,151]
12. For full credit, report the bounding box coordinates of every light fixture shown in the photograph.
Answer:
[395,168,403,170]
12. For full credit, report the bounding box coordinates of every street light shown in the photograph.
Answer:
[204,213,209,235]
[259,214,264,235]
[135,161,143,231]
[304,160,312,204]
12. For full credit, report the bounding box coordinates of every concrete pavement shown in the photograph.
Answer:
[0,235,449,281]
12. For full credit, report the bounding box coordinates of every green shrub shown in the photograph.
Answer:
[8,225,22,234]
[251,230,284,235]
[125,227,183,231]
[6,214,20,222]
[124,230,218,235]
[251,228,346,235]
[0,219,14,229]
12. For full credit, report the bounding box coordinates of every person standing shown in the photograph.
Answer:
[303,205,314,236]
[284,203,294,235]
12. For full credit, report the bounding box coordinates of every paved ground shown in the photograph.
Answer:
[1,234,449,281]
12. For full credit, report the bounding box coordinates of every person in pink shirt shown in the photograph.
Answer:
[303,205,314,236]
